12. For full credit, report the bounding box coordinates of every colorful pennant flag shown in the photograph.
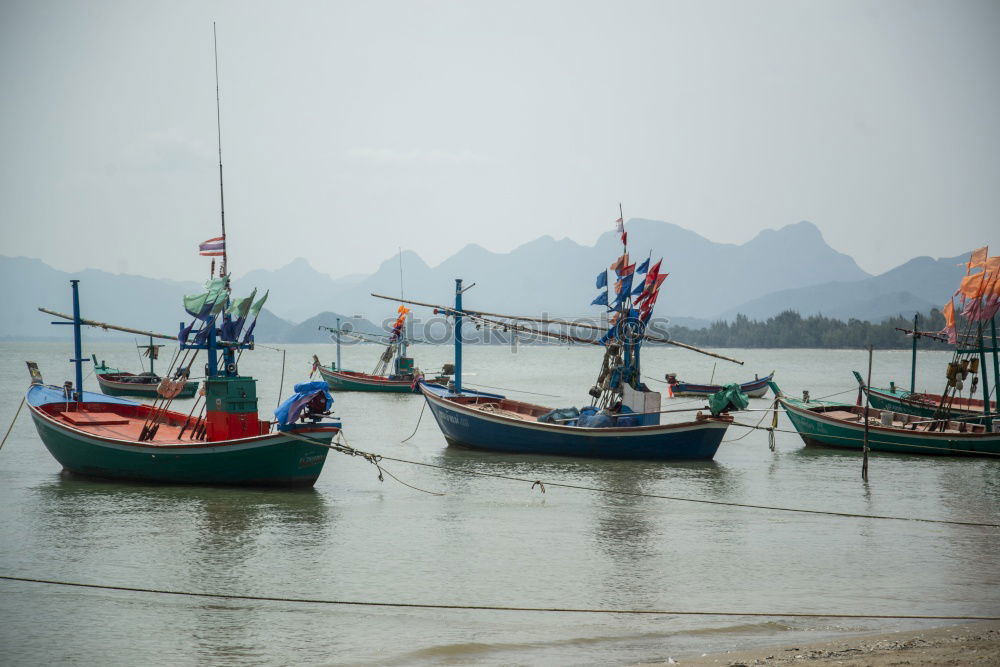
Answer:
[595,271,607,289]
[591,291,609,307]
[636,257,650,274]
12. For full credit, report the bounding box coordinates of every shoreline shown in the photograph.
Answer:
[661,620,1000,666]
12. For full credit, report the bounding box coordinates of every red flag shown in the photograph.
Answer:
[620,231,627,246]
[619,263,636,277]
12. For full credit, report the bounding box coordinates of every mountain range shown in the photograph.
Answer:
[1,219,973,342]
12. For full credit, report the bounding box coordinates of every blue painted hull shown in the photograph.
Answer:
[421,385,730,460]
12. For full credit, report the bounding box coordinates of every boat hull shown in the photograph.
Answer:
[421,385,730,460]
[779,396,1000,457]
[96,373,198,399]
[27,386,336,487]
[670,373,773,398]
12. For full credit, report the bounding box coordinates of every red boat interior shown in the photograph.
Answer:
[35,401,273,445]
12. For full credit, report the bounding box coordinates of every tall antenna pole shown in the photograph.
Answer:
[213,22,227,277]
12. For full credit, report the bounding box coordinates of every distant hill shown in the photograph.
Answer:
[1,221,978,344]
[294,218,871,323]
[719,254,966,321]
[0,256,379,344]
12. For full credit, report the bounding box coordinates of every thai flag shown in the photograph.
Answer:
[199,236,226,256]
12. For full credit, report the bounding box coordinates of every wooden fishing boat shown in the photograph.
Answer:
[313,310,451,393]
[420,382,732,460]
[92,337,198,399]
[666,372,773,398]
[26,380,337,487]
[29,281,343,487]
[772,382,1000,457]
[94,363,198,399]
[316,365,447,393]
[374,209,746,461]
[853,371,995,423]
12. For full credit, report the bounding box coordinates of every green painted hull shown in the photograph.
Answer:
[97,374,198,399]
[29,408,334,487]
[779,397,1000,457]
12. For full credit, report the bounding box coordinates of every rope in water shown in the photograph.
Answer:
[0,397,26,451]
[2,576,997,620]
[288,433,1000,528]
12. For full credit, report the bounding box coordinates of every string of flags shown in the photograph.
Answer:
[590,216,668,335]
[943,246,1000,343]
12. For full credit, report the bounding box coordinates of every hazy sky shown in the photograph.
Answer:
[2,0,997,282]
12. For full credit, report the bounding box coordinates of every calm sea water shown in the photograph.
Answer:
[1,340,998,665]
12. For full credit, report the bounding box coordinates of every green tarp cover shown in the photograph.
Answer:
[708,383,749,417]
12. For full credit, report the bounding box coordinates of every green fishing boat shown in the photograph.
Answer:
[772,381,1000,457]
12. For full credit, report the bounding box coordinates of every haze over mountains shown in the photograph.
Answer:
[2,219,971,342]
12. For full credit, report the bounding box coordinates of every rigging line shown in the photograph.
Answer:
[0,397,26,451]
[288,435,1000,528]
[2,576,997,620]
[730,420,1000,458]
[460,382,561,398]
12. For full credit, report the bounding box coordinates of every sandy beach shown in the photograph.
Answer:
[666,621,1000,666]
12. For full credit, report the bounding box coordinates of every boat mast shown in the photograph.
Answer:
[910,313,918,393]
[213,22,227,279]
[454,278,463,393]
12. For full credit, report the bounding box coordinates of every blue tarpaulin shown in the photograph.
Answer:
[275,381,333,427]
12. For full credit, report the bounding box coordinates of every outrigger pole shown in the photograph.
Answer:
[370,293,744,365]
[40,308,177,341]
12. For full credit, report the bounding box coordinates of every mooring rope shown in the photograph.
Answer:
[400,401,427,443]
[1,576,996,620]
[287,434,1000,528]
[0,397,26,451]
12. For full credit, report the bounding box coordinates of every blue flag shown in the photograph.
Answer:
[631,283,645,297]
[591,291,609,307]
[595,271,607,289]
[636,257,650,274]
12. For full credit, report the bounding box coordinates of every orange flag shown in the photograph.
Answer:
[943,299,956,344]
[609,253,629,274]
[967,246,988,273]
[958,272,985,299]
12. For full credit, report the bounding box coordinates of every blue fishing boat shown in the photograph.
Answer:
[374,209,744,460]
[665,372,773,398]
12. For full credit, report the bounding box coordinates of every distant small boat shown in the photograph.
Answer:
[666,372,773,398]
[772,381,1000,457]
[92,339,198,399]
[316,364,448,394]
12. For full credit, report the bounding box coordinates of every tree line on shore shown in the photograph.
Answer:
[657,309,956,349]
